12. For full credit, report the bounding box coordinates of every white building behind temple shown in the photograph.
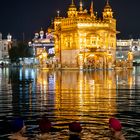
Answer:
[117,39,140,50]
[117,39,140,63]
[0,33,13,64]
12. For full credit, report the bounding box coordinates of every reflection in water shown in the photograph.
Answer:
[0,67,140,139]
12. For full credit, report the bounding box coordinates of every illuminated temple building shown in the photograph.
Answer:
[54,0,117,69]
[29,0,133,69]
[29,27,55,66]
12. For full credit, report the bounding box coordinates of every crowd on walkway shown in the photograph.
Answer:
[1,116,126,140]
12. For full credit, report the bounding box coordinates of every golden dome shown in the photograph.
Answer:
[78,9,89,18]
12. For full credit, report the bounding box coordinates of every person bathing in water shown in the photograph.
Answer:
[36,117,52,140]
[8,117,28,140]
[109,117,126,140]
[69,121,82,140]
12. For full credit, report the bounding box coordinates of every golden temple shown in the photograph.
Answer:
[54,0,117,69]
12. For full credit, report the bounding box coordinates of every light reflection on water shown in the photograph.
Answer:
[0,67,140,139]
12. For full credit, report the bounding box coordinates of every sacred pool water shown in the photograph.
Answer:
[0,67,140,139]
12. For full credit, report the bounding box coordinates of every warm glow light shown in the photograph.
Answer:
[42,52,47,57]
[39,55,42,59]
[89,54,94,57]
[53,1,117,69]
[77,23,109,28]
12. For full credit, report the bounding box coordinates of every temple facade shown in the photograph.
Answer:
[54,0,117,69]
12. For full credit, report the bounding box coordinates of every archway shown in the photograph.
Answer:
[85,53,106,69]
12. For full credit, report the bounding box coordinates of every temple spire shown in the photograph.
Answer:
[90,1,95,18]
[79,0,83,11]
[72,0,74,5]
[107,0,109,4]
[105,0,111,8]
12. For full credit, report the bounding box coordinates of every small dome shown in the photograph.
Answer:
[68,4,77,12]
[40,28,44,35]
[40,30,44,34]
[69,3,76,8]
[68,0,77,11]
[104,1,112,12]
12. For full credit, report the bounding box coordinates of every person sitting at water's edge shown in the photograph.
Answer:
[109,117,126,140]
[8,117,28,140]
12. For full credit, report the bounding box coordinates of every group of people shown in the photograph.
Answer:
[6,117,126,140]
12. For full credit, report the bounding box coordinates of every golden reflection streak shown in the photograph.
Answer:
[54,70,117,122]
[33,69,134,124]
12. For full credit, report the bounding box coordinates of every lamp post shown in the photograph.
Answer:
[54,10,61,68]
[42,49,48,67]
[107,51,113,69]
[127,51,133,68]
[59,33,62,68]
[7,33,12,50]
[55,26,61,68]
[7,33,12,64]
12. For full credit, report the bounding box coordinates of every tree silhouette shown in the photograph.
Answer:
[9,42,34,63]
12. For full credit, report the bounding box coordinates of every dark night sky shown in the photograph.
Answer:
[0,0,140,41]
